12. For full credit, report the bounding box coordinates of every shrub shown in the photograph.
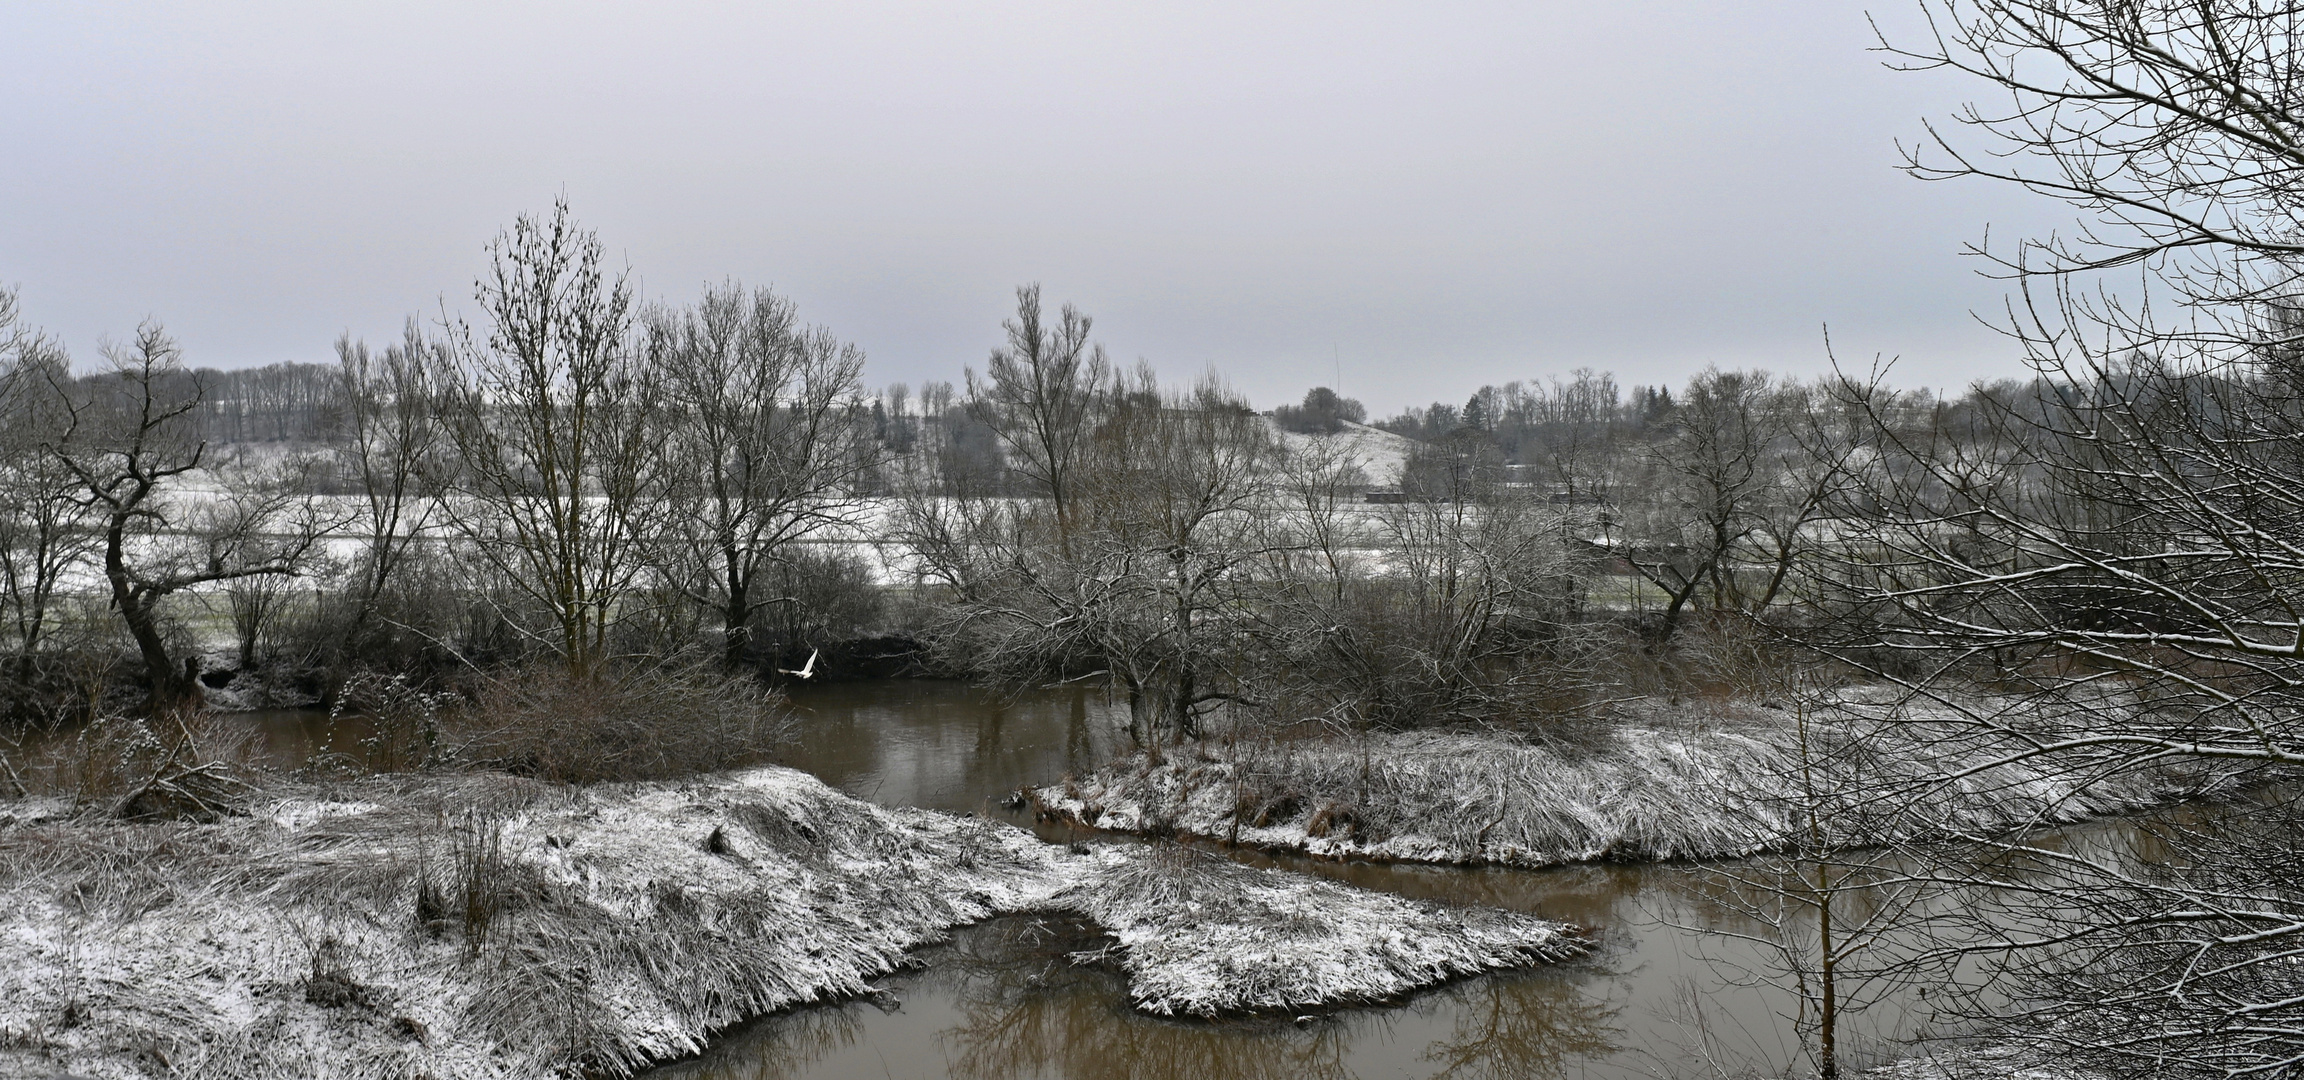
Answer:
[5,709,264,817]
[750,547,885,662]
[453,664,796,784]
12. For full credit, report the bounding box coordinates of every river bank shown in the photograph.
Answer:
[1031,692,2234,869]
[0,764,1580,1080]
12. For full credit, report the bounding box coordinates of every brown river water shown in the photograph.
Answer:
[185,681,2032,1079]
[649,681,1940,1080]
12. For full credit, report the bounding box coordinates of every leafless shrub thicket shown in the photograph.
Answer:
[1754,1,2304,1074]
[889,285,1877,748]
[448,663,797,784]
[892,290,1279,746]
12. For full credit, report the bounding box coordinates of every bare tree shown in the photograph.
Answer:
[1336,442,1597,729]
[883,380,915,455]
[1515,367,1624,505]
[966,284,1112,541]
[46,322,324,709]
[1077,373,1277,741]
[644,282,873,668]
[334,320,444,646]
[431,200,662,679]
[902,367,1276,745]
[1616,369,1836,642]
[1269,426,1369,607]
[1791,4,2304,1071]
[0,291,93,656]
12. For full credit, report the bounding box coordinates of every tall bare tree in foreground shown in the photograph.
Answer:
[432,200,662,679]
[1808,3,2304,1073]
[47,323,323,709]
[645,282,874,668]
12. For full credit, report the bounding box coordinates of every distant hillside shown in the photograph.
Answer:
[1266,417,1417,488]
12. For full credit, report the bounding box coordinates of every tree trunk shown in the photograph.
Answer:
[101,518,182,710]
[723,599,751,670]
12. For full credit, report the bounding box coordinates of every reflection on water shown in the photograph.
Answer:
[237,707,377,769]
[651,915,1625,1080]
[123,683,1951,1078]
[775,681,1130,814]
[5,707,377,789]
[644,872,1897,1080]
[643,681,1941,1080]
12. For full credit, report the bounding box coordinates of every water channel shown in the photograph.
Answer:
[644,681,1943,1080]
[160,681,2050,1078]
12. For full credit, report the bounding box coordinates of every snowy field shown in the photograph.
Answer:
[56,420,1425,603]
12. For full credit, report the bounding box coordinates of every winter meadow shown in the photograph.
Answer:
[7,3,2304,1079]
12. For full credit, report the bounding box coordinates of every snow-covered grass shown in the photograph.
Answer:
[1033,694,2230,869]
[1861,1045,2101,1080]
[0,767,1068,1080]
[0,766,1583,1079]
[1063,844,1582,1016]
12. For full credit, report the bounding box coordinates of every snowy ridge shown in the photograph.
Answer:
[0,766,1581,1079]
[1034,695,2227,869]
[0,768,1071,1080]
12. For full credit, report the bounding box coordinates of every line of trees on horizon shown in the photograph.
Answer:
[3,230,2235,736]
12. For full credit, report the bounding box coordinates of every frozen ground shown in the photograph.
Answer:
[0,766,1580,1079]
[1034,693,2230,868]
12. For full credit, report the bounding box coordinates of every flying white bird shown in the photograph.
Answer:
[778,647,820,680]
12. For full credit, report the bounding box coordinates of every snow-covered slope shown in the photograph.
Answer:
[1268,419,1419,488]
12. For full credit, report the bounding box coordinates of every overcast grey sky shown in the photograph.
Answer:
[2,1,2059,413]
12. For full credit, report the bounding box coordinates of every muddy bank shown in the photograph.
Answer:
[0,766,1580,1080]
[1033,694,2232,869]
